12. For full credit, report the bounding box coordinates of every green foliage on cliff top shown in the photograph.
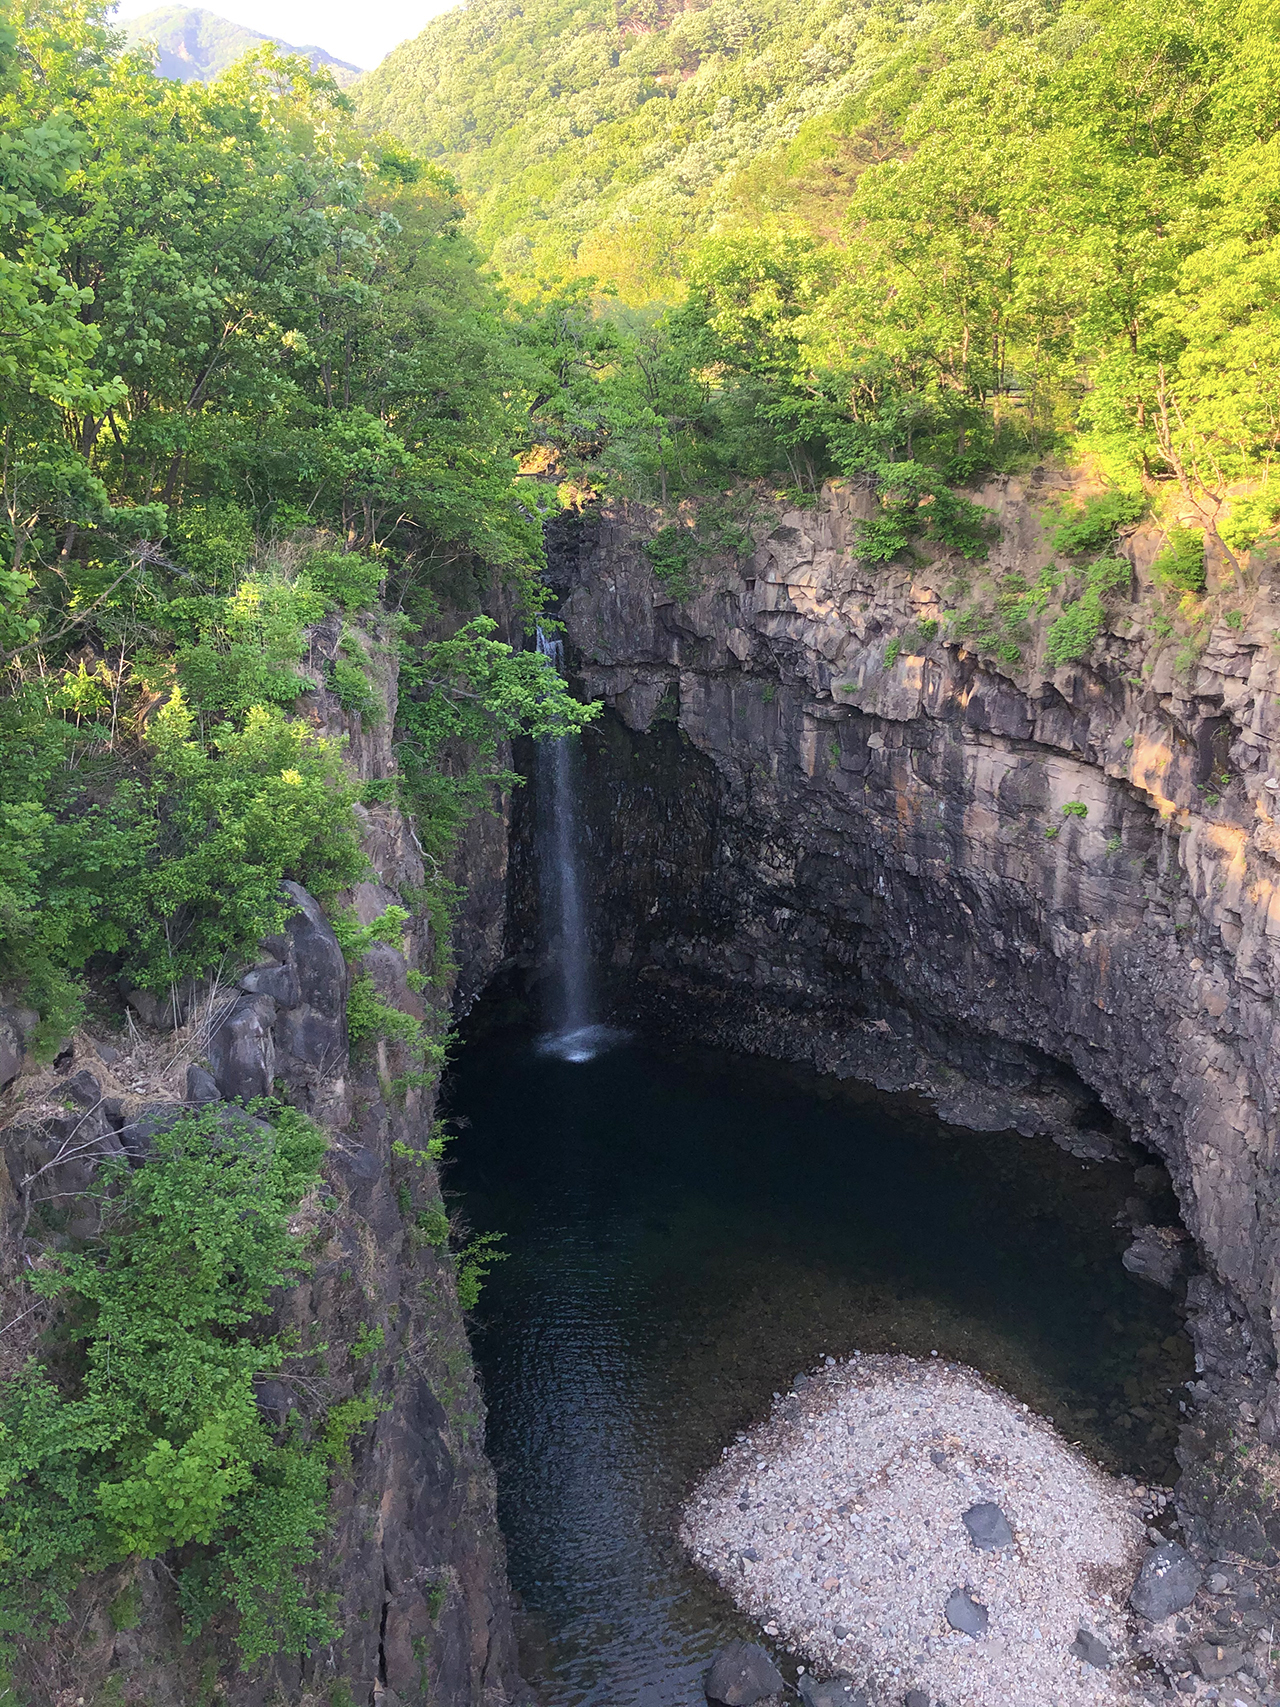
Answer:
[0,1103,351,1668]
[0,1,598,1046]
[360,0,1280,550]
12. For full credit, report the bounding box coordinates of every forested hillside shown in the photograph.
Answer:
[356,0,878,293]
[358,0,1280,585]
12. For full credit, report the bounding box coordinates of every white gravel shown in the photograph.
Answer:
[682,1354,1150,1706]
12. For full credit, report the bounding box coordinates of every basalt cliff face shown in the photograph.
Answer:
[0,609,521,1707]
[534,477,1280,1555]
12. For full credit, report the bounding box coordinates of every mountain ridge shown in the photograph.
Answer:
[123,4,364,84]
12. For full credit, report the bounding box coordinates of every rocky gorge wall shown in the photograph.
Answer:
[0,606,522,1707]
[536,475,1280,1556]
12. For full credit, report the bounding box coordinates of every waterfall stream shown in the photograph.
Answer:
[535,629,618,1063]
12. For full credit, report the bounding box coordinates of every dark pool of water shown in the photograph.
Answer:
[446,1022,1193,1707]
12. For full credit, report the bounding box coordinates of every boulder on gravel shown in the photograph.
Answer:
[798,1675,867,1707]
[944,1588,989,1636]
[1068,1628,1113,1669]
[905,1693,931,1707]
[705,1641,785,1705]
[1190,1642,1246,1682]
[962,1502,1013,1551]
[1129,1541,1203,1621]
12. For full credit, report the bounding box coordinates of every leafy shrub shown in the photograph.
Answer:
[850,463,997,563]
[301,551,385,613]
[1086,555,1131,598]
[1152,528,1207,593]
[1047,492,1144,556]
[644,525,698,598]
[853,509,916,564]
[349,1324,385,1360]
[415,1204,450,1249]
[165,573,326,718]
[1221,495,1280,558]
[1062,800,1088,818]
[168,500,255,592]
[0,696,364,1026]
[329,657,382,723]
[1046,591,1105,665]
[1044,556,1131,665]
[925,486,1000,558]
[949,605,1022,666]
[455,1232,507,1310]
[330,905,410,959]
[0,1103,358,1667]
[346,973,426,1051]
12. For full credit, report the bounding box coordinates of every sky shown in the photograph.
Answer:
[109,0,459,69]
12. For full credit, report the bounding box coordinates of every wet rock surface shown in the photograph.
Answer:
[705,1639,787,1703]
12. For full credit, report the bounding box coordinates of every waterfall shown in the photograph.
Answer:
[535,628,614,1063]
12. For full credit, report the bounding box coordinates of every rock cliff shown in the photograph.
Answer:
[541,475,1280,1555]
[0,607,521,1706]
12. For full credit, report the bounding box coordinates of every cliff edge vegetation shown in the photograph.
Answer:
[0,1,593,1693]
[358,0,1280,590]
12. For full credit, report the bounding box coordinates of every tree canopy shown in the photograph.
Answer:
[0,0,593,1048]
[358,0,1280,534]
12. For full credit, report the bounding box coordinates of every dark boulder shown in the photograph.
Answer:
[962,1502,1013,1550]
[263,882,348,1092]
[123,978,206,1029]
[944,1588,989,1637]
[185,1063,220,1104]
[252,1378,294,1426]
[1130,1542,1203,1621]
[1190,1641,1245,1681]
[704,1640,785,1705]
[239,960,302,1007]
[1069,1628,1113,1668]
[62,1069,104,1110]
[267,881,346,1018]
[206,992,277,1103]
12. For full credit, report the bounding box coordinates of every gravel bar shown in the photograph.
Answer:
[682,1354,1150,1706]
